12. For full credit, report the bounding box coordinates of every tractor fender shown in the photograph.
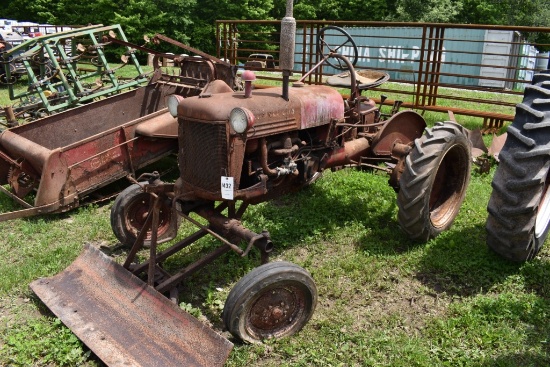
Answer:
[370,110,426,157]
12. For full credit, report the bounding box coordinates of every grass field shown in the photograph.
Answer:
[2,72,549,367]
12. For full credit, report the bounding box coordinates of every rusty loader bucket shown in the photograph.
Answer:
[30,243,233,367]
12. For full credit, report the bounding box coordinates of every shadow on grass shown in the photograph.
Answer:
[416,222,521,297]
[518,257,550,299]
[237,170,414,256]
[477,294,550,366]
[483,352,550,366]
[416,223,550,366]
[417,219,550,300]
[486,353,550,367]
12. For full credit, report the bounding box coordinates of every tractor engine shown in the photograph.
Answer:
[170,79,377,204]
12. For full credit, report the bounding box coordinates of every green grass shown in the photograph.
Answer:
[2,167,550,366]
[1,68,548,366]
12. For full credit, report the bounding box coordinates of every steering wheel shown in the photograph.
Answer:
[316,26,358,70]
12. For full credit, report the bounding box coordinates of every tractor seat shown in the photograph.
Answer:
[135,111,178,138]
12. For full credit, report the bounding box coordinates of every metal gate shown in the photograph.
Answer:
[216,20,550,131]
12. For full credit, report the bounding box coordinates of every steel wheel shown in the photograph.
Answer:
[0,63,17,85]
[316,25,358,70]
[486,71,550,261]
[110,183,176,247]
[397,121,472,241]
[223,261,317,343]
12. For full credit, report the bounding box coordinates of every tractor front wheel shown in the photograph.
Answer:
[223,261,317,344]
[110,183,176,247]
[397,122,472,241]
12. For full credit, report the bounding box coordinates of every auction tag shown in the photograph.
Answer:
[221,176,234,200]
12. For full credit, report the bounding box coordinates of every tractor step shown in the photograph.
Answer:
[30,243,233,367]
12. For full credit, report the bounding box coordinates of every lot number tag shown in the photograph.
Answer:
[221,176,234,200]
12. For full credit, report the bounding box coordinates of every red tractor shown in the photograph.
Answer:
[31,2,472,364]
[109,12,471,341]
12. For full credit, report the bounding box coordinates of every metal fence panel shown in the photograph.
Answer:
[216,20,550,130]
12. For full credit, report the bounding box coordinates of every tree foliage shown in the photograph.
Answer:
[458,0,550,26]
[390,0,464,23]
[4,0,550,54]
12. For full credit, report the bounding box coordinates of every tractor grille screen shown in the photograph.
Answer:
[179,121,227,193]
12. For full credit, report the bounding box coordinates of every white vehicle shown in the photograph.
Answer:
[0,30,25,46]
[0,19,16,32]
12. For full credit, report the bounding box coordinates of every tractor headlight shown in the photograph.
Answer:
[166,94,184,117]
[229,107,254,134]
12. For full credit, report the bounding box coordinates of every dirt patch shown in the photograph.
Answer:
[289,239,451,338]
[359,275,449,333]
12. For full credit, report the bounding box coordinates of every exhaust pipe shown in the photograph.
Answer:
[280,0,296,101]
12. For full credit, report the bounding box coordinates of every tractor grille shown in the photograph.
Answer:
[179,121,228,194]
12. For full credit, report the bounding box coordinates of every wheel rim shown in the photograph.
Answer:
[124,193,172,240]
[535,175,550,239]
[429,143,469,228]
[246,283,309,339]
[0,73,16,85]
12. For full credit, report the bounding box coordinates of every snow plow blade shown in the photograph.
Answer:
[30,243,233,367]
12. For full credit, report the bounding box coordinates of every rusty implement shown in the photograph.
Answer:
[1,25,147,123]
[30,243,233,367]
[0,47,238,222]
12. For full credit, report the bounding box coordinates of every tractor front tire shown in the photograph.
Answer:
[397,122,472,241]
[486,71,550,262]
[223,261,317,344]
[110,183,176,247]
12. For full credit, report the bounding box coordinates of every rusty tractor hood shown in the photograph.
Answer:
[177,84,344,136]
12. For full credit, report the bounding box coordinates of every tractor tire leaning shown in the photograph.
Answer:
[486,70,550,262]
[397,121,472,241]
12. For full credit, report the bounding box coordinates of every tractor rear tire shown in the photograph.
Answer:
[110,183,176,247]
[223,261,317,344]
[397,121,472,241]
[486,71,550,262]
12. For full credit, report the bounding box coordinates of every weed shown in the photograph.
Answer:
[1,318,91,366]
[179,302,203,319]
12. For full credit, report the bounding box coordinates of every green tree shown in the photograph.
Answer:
[5,0,550,56]
[189,0,275,56]
[319,0,392,21]
[5,0,53,24]
[458,0,550,26]
[389,0,464,22]
[456,0,550,50]
[270,0,392,21]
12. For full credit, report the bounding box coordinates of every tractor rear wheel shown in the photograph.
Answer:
[110,183,176,247]
[223,261,317,344]
[486,71,550,261]
[397,122,471,241]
